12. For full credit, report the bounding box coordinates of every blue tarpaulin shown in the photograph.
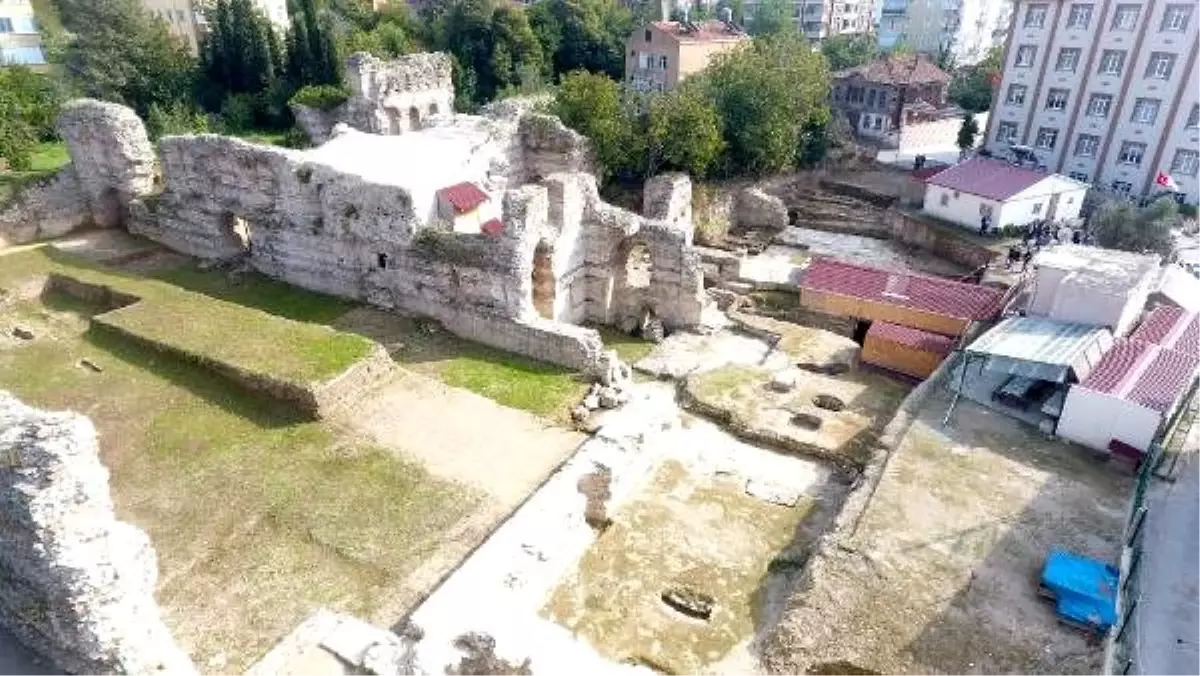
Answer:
[1040,548,1119,634]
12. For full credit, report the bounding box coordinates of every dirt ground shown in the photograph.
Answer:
[763,388,1132,675]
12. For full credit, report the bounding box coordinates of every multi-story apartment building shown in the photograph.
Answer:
[142,0,289,55]
[878,0,1012,64]
[744,0,876,41]
[984,0,1199,205]
[0,0,46,68]
[625,20,749,93]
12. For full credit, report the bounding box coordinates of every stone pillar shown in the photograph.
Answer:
[57,99,157,228]
[0,392,196,676]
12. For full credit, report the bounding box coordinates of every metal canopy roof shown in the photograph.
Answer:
[965,316,1113,382]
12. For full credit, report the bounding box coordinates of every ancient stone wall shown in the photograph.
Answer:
[57,99,156,227]
[0,392,196,675]
[735,187,788,232]
[0,167,90,247]
[886,209,997,270]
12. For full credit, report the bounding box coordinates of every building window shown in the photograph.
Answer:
[1015,45,1037,67]
[997,121,1019,143]
[0,18,12,33]
[644,29,652,41]
[1098,49,1126,75]
[1032,202,1044,214]
[1188,104,1200,128]
[1131,98,1161,124]
[1086,94,1113,118]
[0,45,45,64]
[1074,134,1100,157]
[1046,89,1069,111]
[1066,3,1092,28]
[1056,48,1081,71]
[1069,171,1090,182]
[1006,84,1027,105]
[1112,4,1140,29]
[1112,180,1133,194]
[1118,141,1146,165]
[1035,127,1058,149]
[1145,52,1176,79]
[940,192,950,206]
[1161,4,1192,31]
[1172,149,1200,175]
[867,89,877,107]
[1024,3,1048,27]
[176,9,185,21]
[659,55,668,69]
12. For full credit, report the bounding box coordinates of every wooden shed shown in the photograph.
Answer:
[862,320,957,379]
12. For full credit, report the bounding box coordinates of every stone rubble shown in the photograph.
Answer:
[0,392,196,675]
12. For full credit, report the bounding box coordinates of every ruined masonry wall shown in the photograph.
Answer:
[57,99,156,227]
[0,392,196,675]
[0,167,90,247]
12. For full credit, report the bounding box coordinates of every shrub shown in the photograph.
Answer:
[146,102,211,140]
[220,93,258,132]
[288,85,350,111]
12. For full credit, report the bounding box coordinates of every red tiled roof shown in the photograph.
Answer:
[913,165,948,181]
[835,53,950,86]
[481,218,503,236]
[437,182,489,214]
[1130,305,1200,355]
[799,258,1005,322]
[1079,339,1199,413]
[867,321,957,355]
[650,20,749,42]
[926,157,1055,201]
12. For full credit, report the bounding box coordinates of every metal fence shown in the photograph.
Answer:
[1107,380,1198,674]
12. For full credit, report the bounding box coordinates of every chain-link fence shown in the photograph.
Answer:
[1107,382,1197,674]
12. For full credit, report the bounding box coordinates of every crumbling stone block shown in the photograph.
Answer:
[736,187,788,232]
[57,99,156,228]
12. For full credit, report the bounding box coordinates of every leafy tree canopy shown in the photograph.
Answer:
[956,113,978,151]
[1091,197,1178,258]
[747,0,793,36]
[528,0,631,80]
[427,0,544,105]
[820,34,877,71]
[947,44,1001,113]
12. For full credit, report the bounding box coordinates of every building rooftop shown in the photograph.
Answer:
[834,53,950,86]
[965,316,1113,382]
[1032,244,1161,295]
[867,321,957,355]
[650,20,749,43]
[1129,305,1200,354]
[1078,340,1199,413]
[800,258,1005,324]
[926,156,1067,201]
[437,182,489,214]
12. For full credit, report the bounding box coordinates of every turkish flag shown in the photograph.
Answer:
[1156,171,1179,191]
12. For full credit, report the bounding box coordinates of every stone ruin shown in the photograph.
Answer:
[0,391,195,675]
[41,53,708,378]
[292,52,456,144]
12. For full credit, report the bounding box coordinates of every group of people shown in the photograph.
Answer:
[1003,220,1094,272]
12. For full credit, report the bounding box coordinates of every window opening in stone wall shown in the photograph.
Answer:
[429,102,439,115]
[625,242,652,289]
[532,242,556,320]
[409,106,420,130]
[377,253,388,269]
[386,107,402,135]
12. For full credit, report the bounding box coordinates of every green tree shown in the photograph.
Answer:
[956,113,978,151]
[0,91,39,171]
[947,44,1001,112]
[428,0,544,104]
[702,31,830,174]
[647,82,725,177]
[1091,197,1178,257]
[202,0,279,95]
[528,0,631,80]
[820,34,877,71]
[53,0,196,118]
[748,0,792,35]
[0,66,65,140]
[553,70,641,179]
[286,0,340,87]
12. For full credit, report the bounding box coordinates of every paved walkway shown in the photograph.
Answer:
[1133,443,1200,674]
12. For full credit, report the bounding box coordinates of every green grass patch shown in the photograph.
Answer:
[153,264,357,324]
[593,325,655,364]
[0,141,70,207]
[436,350,587,418]
[0,292,475,670]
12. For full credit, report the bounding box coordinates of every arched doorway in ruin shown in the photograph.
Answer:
[408,106,421,131]
[429,102,439,116]
[531,242,556,320]
[385,107,402,135]
[604,238,653,330]
[221,212,252,256]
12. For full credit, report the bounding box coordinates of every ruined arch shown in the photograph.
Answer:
[221,212,252,255]
[408,106,421,131]
[531,241,556,320]
[429,102,439,116]
[385,107,402,135]
[602,237,654,330]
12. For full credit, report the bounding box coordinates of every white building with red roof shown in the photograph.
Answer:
[922,156,1088,231]
[435,181,499,234]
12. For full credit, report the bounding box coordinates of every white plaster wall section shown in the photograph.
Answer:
[405,383,835,673]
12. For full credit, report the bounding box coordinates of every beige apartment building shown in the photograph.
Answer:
[742,0,875,40]
[141,0,289,55]
[625,20,748,93]
[984,0,1199,205]
[0,0,46,68]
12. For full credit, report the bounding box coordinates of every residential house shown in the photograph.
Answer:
[922,156,1089,230]
[831,53,955,143]
[877,0,1012,65]
[625,20,748,93]
[983,0,1200,205]
[0,0,46,68]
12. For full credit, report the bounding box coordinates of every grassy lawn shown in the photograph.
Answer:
[593,325,655,365]
[2,250,372,384]
[0,141,71,207]
[231,128,301,148]
[0,277,477,670]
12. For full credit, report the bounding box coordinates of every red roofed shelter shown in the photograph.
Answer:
[436,182,496,233]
